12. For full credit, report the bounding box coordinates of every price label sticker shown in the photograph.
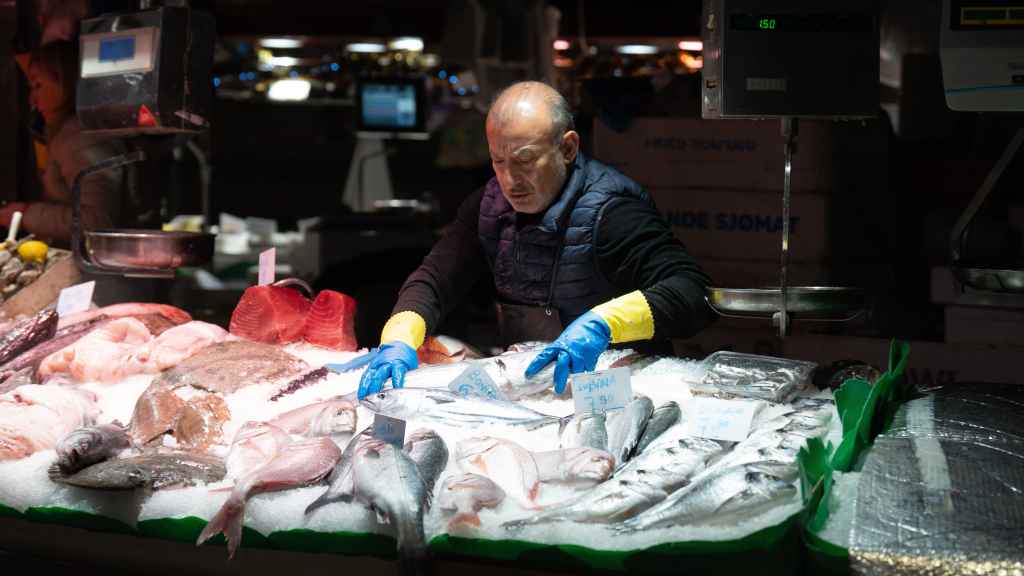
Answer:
[371,413,406,447]
[56,281,96,317]
[258,247,276,286]
[571,367,631,415]
[688,398,760,442]
[448,364,506,401]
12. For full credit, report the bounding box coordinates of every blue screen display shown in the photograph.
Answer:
[99,37,136,62]
[361,84,417,129]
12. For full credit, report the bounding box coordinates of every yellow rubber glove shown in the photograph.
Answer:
[591,290,655,343]
[380,310,427,349]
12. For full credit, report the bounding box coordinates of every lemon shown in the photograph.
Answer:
[17,240,49,264]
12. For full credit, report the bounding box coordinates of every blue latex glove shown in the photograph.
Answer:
[358,342,418,399]
[524,311,612,394]
[325,348,379,373]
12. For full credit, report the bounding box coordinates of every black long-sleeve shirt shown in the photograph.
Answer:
[393,186,715,342]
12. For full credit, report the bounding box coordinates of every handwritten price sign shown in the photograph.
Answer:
[448,364,506,401]
[571,367,631,414]
[687,398,760,442]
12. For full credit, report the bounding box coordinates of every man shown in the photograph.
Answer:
[358,81,713,398]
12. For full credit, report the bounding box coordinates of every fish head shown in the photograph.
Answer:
[359,388,408,417]
[563,448,616,483]
[312,401,358,436]
[56,429,102,472]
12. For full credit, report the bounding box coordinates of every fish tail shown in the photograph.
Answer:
[447,512,481,530]
[196,494,246,559]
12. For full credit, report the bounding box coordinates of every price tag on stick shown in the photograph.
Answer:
[448,364,506,401]
[687,398,761,442]
[56,281,96,317]
[372,413,406,447]
[258,247,276,286]
[571,367,632,414]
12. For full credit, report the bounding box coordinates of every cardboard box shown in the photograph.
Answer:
[652,187,829,262]
[593,117,834,193]
[944,305,1024,347]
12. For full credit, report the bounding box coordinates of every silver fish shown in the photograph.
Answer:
[633,401,682,457]
[532,447,615,486]
[352,438,431,572]
[437,472,506,530]
[504,437,724,530]
[49,452,226,491]
[197,437,341,559]
[606,396,654,466]
[559,411,607,451]
[403,429,449,496]
[55,423,131,474]
[304,428,375,515]
[268,397,357,438]
[614,461,799,532]
[361,388,562,430]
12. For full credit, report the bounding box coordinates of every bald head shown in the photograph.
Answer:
[485,82,580,214]
[487,81,575,143]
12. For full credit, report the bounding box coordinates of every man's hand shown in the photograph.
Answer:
[357,341,418,399]
[524,311,611,394]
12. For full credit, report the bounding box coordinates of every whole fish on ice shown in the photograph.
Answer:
[361,388,562,430]
[605,396,654,465]
[456,436,541,506]
[304,429,376,515]
[268,397,357,439]
[404,429,449,495]
[224,422,292,480]
[437,473,506,530]
[197,437,341,559]
[0,309,57,367]
[559,411,608,451]
[633,401,682,457]
[532,447,615,486]
[49,452,226,491]
[55,423,132,474]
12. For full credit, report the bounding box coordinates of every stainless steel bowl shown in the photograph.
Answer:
[85,229,215,270]
[707,286,865,320]
[952,266,1024,294]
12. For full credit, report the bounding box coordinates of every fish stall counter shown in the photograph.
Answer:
[0,280,886,576]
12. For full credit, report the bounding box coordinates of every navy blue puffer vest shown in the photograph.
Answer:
[478,152,653,327]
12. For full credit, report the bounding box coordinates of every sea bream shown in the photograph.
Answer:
[613,461,799,533]
[350,438,432,572]
[360,388,562,430]
[503,437,724,530]
[55,423,132,474]
[197,437,341,559]
[268,397,357,439]
[437,473,506,530]
[456,436,541,506]
[304,428,376,515]
[403,429,449,495]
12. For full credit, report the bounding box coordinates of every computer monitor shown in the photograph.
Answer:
[355,77,429,140]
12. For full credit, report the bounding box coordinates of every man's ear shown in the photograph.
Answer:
[561,130,580,164]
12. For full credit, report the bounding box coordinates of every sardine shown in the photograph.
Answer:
[49,452,226,491]
[304,428,375,515]
[360,388,562,430]
[54,423,131,474]
[456,436,541,506]
[614,461,798,532]
[532,447,615,486]
[437,473,506,530]
[606,396,654,466]
[633,401,682,457]
[351,438,431,573]
[403,429,449,496]
[559,411,608,451]
[503,437,723,530]
[197,437,341,559]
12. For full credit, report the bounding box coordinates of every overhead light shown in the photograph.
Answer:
[616,44,658,55]
[267,56,300,67]
[553,39,570,51]
[268,79,311,101]
[388,37,424,51]
[346,42,386,54]
[678,40,703,51]
[260,37,302,49]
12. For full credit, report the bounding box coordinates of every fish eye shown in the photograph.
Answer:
[377,393,386,400]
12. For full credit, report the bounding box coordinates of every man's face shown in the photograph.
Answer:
[486,111,576,214]
[28,61,66,121]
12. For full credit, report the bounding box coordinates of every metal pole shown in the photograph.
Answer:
[779,117,796,338]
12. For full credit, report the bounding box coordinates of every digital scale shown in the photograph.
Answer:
[700,0,878,336]
[72,2,216,278]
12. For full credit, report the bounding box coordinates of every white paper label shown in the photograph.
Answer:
[448,364,505,401]
[372,413,406,447]
[258,247,276,286]
[56,281,96,317]
[688,398,760,442]
[571,367,632,414]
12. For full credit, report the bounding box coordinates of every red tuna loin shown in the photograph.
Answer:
[229,286,310,344]
[302,290,358,351]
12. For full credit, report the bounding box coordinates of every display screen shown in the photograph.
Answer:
[730,13,874,33]
[360,83,418,129]
[951,1,1024,29]
[98,36,136,62]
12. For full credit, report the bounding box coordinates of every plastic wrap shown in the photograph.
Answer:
[699,351,816,403]
[849,385,1024,576]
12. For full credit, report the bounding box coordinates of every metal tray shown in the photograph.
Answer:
[85,229,214,271]
[707,286,864,320]
[952,266,1024,294]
